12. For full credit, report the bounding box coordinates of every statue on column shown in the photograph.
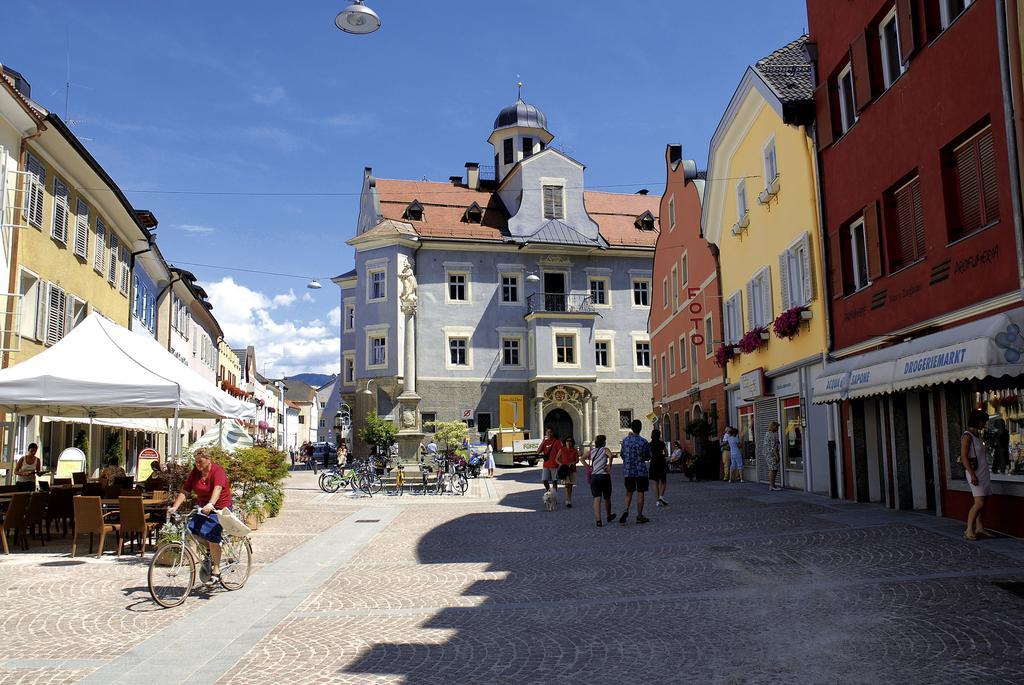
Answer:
[399,260,418,313]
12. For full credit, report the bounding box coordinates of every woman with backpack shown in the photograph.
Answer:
[581,434,616,527]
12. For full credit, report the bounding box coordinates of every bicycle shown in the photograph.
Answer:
[148,507,252,608]
[431,452,469,495]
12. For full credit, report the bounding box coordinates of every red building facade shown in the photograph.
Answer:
[809,0,1024,533]
[651,145,726,469]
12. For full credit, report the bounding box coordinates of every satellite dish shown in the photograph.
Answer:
[335,1,381,35]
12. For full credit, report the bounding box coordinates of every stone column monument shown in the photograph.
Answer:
[395,259,424,463]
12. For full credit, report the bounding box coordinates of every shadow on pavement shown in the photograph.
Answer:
[336,467,1024,684]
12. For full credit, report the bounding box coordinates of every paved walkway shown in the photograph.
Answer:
[1,469,1023,684]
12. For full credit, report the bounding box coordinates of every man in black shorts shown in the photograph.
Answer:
[618,419,651,524]
[582,434,616,527]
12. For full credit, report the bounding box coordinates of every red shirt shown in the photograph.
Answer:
[558,444,578,467]
[183,463,232,509]
[539,437,563,469]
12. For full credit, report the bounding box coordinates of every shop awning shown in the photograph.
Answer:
[812,361,896,403]
[43,416,169,433]
[813,308,1024,403]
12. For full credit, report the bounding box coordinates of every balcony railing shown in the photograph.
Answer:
[526,292,596,314]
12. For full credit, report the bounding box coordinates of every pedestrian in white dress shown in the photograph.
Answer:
[960,409,993,541]
[484,444,496,478]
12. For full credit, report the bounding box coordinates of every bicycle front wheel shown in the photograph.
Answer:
[148,542,196,608]
[220,536,253,590]
[323,472,343,494]
[453,473,469,495]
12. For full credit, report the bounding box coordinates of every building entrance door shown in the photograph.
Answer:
[544,408,573,442]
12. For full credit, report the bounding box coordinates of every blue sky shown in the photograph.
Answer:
[4,0,808,376]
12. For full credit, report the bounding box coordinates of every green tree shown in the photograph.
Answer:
[104,432,124,466]
[424,420,469,454]
[73,429,89,459]
[358,411,397,453]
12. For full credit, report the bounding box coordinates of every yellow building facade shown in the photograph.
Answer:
[702,37,832,494]
[218,341,241,388]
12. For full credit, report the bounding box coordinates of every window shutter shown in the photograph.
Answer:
[814,82,834,150]
[896,0,916,63]
[978,128,999,225]
[778,251,792,311]
[553,188,564,218]
[45,283,66,346]
[26,154,45,228]
[828,231,845,299]
[119,246,130,294]
[954,137,982,233]
[850,31,874,113]
[864,201,883,280]
[894,181,915,267]
[73,199,89,259]
[35,281,48,340]
[93,219,106,272]
[746,281,755,331]
[108,234,119,284]
[52,178,69,244]
[800,232,816,302]
[760,267,773,325]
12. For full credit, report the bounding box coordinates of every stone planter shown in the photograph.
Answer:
[759,331,771,341]
[800,309,813,320]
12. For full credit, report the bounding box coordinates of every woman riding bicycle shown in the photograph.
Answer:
[168,448,232,584]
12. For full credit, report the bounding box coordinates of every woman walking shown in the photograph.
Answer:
[726,427,744,482]
[961,409,993,540]
[649,429,669,507]
[558,437,579,508]
[581,434,615,527]
[720,427,733,481]
[762,421,782,491]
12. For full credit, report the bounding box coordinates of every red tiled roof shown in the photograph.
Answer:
[373,179,659,247]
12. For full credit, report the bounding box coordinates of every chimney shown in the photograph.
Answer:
[667,144,682,169]
[449,175,463,185]
[635,189,649,195]
[465,162,480,191]
[2,65,31,98]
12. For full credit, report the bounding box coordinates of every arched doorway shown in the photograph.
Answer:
[544,408,573,442]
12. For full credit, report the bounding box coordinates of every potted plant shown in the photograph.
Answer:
[773,306,808,340]
[714,344,737,368]
[739,327,769,354]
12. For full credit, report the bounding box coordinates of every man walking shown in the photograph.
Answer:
[619,419,651,524]
[537,427,563,500]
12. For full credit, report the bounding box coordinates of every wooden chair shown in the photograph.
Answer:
[47,487,75,537]
[71,496,119,559]
[71,472,87,485]
[1,492,31,554]
[23,492,50,546]
[52,478,72,487]
[118,497,159,557]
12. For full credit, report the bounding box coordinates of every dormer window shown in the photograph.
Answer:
[404,199,424,221]
[634,210,656,231]
[463,201,484,224]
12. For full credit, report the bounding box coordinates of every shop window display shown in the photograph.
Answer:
[782,397,803,470]
[976,389,1024,481]
[738,406,756,469]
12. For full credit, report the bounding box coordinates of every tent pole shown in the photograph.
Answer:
[218,418,223,449]
[7,411,18,486]
[172,406,180,462]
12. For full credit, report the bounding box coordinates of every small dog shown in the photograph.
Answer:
[543,490,556,511]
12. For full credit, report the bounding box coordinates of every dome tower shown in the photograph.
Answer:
[487,84,554,183]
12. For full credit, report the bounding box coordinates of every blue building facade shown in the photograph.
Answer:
[338,98,659,451]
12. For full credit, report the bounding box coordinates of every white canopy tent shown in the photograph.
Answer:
[0,313,255,464]
[189,420,255,452]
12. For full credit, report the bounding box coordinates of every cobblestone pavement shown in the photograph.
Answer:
[2,468,1023,684]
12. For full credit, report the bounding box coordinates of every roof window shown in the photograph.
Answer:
[634,210,656,231]
[403,199,424,221]
[463,201,484,224]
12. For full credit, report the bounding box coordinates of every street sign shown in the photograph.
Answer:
[460,408,474,420]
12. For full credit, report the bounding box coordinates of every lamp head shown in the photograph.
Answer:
[307,279,323,290]
[335,1,381,34]
[526,273,541,284]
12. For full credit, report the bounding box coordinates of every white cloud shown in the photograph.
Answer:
[302,292,315,303]
[272,290,297,308]
[240,126,299,152]
[251,86,287,105]
[178,224,216,235]
[327,306,342,327]
[204,277,339,378]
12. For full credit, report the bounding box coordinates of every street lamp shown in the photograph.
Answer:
[335,1,381,35]
[307,279,323,290]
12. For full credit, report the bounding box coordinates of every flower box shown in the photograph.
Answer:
[800,309,813,320]
[739,327,769,354]
[773,306,808,340]
[714,344,737,368]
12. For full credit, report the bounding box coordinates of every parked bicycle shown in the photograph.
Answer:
[318,458,383,496]
[148,507,252,608]
[430,452,469,495]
